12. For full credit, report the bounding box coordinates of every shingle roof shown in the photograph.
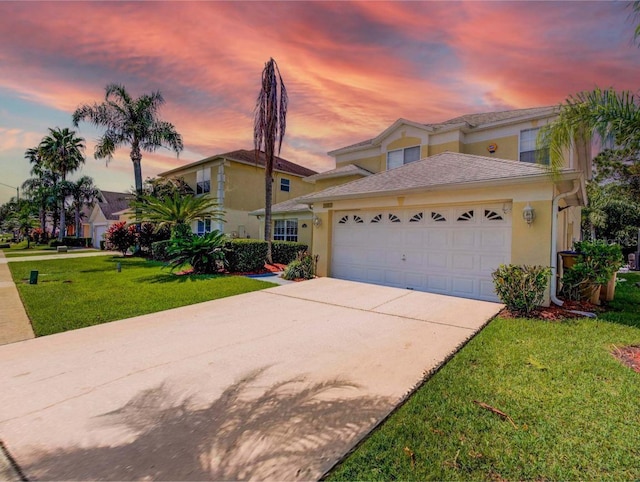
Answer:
[300,152,567,202]
[220,149,318,177]
[249,196,312,216]
[97,190,134,220]
[304,164,373,183]
[331,106,558,152]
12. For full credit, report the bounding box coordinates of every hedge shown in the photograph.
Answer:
[151,240,171,261]
[225,239,268,272]
[49,237,93,248]
[271,241,308,264]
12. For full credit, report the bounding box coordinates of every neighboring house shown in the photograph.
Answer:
[159,149,317,239]
[86,190,134,248]
[298,106,590,303]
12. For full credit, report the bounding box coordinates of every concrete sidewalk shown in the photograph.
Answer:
[0,250,34,346]
[0,277,502,481]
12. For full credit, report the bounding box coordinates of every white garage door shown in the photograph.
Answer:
[331,204,511,302]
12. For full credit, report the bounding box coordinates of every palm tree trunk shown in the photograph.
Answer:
[75,206,81,238]
[131,141,143,197]
[58,199,65,242]
[265,167,273,264]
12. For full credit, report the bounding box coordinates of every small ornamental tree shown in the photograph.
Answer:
[105,221,137,256]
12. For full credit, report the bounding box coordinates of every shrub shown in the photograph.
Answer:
[105,222,137,256]
[151,240,171,261]
[282,252,317,281]
[137,222,157,254]
[560,240,623,301]
[271,241,308,264]
[61,237,92,247]
[49,239,63,248]
[225,239,268,272]
[492,264,551,316]
[166,230,227,274]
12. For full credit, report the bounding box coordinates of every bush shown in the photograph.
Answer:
[49,239,63,248]
[105,222,137,256]
[282,252,317,280]
[166,230,227,274]
[271,241,308,264]
[225,239,268,272]
[151,240,171,261]
[560,240,623,301]
[492,264,551,316]
[61,237,92,248]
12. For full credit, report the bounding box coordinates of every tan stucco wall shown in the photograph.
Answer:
[386,136,421,151]
[464,135,519,160]
[221,207,261,239]
[314,175,366,191]
[428,140,461,156]
[311,211,332,276]
[336,154,384,173]
[511,200,552,266]
[254,214,314,248]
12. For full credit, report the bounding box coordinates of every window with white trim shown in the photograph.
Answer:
[274,219,298,241]
[280,178,290,192]
[519,128,549,164]
[387,146,421,170]
[197,218,212,236]
[196,168,211,194]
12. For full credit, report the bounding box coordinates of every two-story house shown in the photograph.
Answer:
[158,149,317,240]
[296,106,589,303]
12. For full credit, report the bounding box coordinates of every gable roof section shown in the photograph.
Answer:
[303,164,373,183]
[249,196,312,216]
[329,106,558,155]
[96,190,134,220]
[300,152,572,202]
[159,149,318,178]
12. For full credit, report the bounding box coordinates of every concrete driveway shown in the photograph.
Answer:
[0,277,502,481]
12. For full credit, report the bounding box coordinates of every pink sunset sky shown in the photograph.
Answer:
[0,1,638,204]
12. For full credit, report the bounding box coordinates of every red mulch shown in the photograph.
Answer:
[612,345,640,374]
[500,300,604,321]
[175,263,286,277]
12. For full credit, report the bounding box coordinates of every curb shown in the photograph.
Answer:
[0,441,26,481]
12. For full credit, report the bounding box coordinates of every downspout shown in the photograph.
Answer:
[550,180,580,306]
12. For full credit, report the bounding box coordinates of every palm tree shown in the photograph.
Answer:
[23,146,59,232]
[68,176,99,238]
[539,88,640,171]
[72,83,184,198]
[253,58,288,264]
[129,193,224,239]
[38,128,86,240]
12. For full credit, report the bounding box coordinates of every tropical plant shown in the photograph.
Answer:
[539,88,640,173]
[9,201,38,248]
[253,58,288,264]
[72,83,183,197]
[21,153,59,233]
[68,176,99,238]
[491,265,551,316]
[560,240,624,301]
[104,221,137,256]
[166,230,228,274]
[37,127,86,240]
[282,251,317,281]
[141,176,194,200]
[128,193,224,240]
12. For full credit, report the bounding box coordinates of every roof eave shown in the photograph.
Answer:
[301,171,580,204]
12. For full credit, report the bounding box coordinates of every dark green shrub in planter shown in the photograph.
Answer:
[225,239,268,272]
[560,240,623,301]
[271,241,308,264]
[492,264,551,316]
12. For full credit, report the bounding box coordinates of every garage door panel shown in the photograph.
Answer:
[332,205,511,302]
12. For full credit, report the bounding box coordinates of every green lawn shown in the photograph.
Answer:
[4,249,100,258]
[9,255,276,336]
[328,273,640,481]
[1,241,53,252]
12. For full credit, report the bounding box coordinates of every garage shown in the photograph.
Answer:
[331,203,511,301]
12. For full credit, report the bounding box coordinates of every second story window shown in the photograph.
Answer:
[196,168,211,194]
[387,146,420,170]
[520,128,549,164]
[280,178,291,192]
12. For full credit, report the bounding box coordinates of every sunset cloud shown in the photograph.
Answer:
[0,1,637,203]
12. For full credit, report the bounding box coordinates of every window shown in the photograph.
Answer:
[387,146,421,170]
[519,128,549,164]
[197,218,211,236]
[274,219,298,241]
[196,168,211,194]
[280,178,290,192]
